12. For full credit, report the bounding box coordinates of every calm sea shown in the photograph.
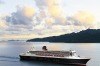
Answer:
[0,41,99,66]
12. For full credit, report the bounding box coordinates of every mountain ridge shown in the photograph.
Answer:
[27,29,100,43]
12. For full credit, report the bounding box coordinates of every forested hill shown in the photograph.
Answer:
[27,29,100,43]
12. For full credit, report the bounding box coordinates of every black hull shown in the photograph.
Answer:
[19,55,90,65]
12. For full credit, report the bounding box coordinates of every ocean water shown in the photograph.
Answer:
[0,41,99,66]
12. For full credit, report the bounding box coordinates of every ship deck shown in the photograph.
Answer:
[20,51,90,59]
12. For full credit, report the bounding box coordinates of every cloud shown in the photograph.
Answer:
[46,0,62,17]
[0,6,37,38]
[0,16,7,29]
[70,11,98,29]
[34,0,47,9]
[3,3,95,39]
[34,0,62,17]
[22,6,35,18]
[34,0,66,25]
[66,17,81,25]
[1,0,100,40]
[0,0,4,4]
[74,11,95,25]
[5,6,35,26]
[4,6,37,37]
[34,0,96,28]
[45,17,55,26]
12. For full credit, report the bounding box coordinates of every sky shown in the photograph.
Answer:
[0,0,100,40]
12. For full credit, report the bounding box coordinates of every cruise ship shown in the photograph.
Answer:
[19,46,90,65]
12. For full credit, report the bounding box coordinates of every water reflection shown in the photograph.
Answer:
[20,60,86,66]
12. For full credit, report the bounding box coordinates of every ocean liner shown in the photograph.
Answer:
[19,46,90,65]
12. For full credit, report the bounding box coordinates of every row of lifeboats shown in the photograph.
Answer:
[35,53,64,57]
